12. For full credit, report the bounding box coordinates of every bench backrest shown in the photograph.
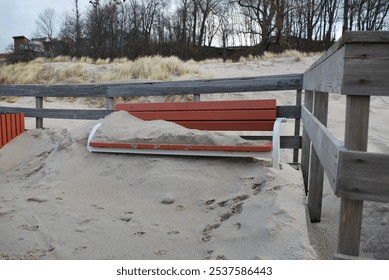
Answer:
[115,99,276,131]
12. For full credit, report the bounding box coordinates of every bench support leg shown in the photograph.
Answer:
[272,118,287,168]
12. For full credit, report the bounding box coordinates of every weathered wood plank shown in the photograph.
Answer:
[339,31,389,45]
[308,91,328,223]
[0,84,108,97]
[0,74,303,98]
[106,97,114,110]
[301,91,313,193]
[342,43,389,96]
[240,135,301,149]
[301,106,344,191]
[304,31,389,96]
[36,97,43,129]
[293,90,302,163]
[337,150,389,203]
[276,105,300,118]
[303,47,345,94]
[0,107,111,120]
[107,74,303,97]
[0,105,301,123]
[337,95,370,257]
[304,31,389,77]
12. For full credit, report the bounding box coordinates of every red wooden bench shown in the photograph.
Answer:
[0,113,25,149]
[87,99,286,168]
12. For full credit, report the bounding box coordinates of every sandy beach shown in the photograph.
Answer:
[1,55,388,259]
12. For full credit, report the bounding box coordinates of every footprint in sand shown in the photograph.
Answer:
[90,204,104,210]
[120,216,132,222]
[75,218,94,232]
[201,223,221,243]
[26,197,48,203]
[167,230,179,235]
[73,246,87,253]
[205,199,215,205]
[134,231,145,236]
[217,200,229,207]
[154,250,167,256]
[252,179,267,195]
[19,224,39,231]
[232,194,250,203]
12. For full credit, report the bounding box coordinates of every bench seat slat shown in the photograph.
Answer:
[89,141,272,153]
[115,99,276,112]
[129,109,276,122]
[175,120,275,131]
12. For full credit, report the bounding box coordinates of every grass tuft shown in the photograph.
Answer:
[0,55,202,84]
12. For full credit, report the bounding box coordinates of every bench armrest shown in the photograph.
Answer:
[272,118,287,168]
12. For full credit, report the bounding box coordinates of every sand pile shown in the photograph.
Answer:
[91,111,266,147]
[0,113,316,260]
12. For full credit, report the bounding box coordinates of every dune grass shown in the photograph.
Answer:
[0,50,319,85]
[0,55,202,84]
[201,50,321,64]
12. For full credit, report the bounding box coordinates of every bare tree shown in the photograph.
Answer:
[35,8,57,53]
[60,0,84,56]
[237,0,279,49]
[194,0,222,46]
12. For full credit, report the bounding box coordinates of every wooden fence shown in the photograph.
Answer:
[0,74,303,162]
[0,31,388,258]
[302,31,389,258]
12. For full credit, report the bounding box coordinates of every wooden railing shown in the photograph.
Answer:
[0,74,303,161]
[301,31,389,258]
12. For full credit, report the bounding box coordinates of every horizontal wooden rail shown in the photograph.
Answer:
[0,105,300,121]
[303,31,389,96]
[301,106,345,191]
[337,150,389,203]
[0,84,108,97]
[107,74,303,97]
[0,107,111,120]
[0,74,303,97]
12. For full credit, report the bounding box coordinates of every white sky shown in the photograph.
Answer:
[0,0,90,52]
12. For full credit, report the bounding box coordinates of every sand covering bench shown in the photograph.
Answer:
[87,99,286,168]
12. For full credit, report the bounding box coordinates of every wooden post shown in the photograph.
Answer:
[337,95,370,256]
[293,90,302,163]
[36,97,43,129]
[301,90,313,194]
[193,94,200,101]
[106,97,114,110]
[308,91,328,222]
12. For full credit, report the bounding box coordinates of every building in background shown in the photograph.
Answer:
[13,36,45,56]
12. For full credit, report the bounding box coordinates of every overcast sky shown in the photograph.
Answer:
[0,0,90,52]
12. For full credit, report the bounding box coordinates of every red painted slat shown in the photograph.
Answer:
[11,114,17,139]
[115,99,276,112]
[6,114,12,142]
[1,115,7,146]
[175,120,275,131]
[0,115,3,148]
[20,113,25,133]
[129,109,276,122]
[15,114,21,136]
[90,141,272,152]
